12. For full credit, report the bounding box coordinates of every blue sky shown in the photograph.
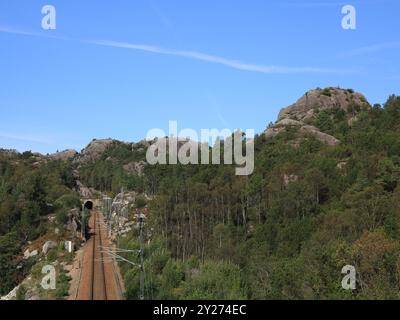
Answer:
[0,0,399,153]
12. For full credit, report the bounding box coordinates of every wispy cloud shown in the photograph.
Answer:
[0,130,82,153]
[0,131,54,144]
[339,41,400,58]
[0,25,354,75]
[89,39,352,74]
[0,25,70,41]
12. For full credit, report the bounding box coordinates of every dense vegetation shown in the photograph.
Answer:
[114,94,400,300]
[2,92,400,300]
[0,152,79,295]
[79,141,146,193]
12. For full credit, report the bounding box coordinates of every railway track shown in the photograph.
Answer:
[76,211,122,300]
[91,211,107,300]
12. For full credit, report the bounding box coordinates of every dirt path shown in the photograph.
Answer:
[74,211,123,300]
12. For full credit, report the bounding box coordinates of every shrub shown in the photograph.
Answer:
[46,249,58,263]
[56,208,68,227]
[321,88,332,97]
[54,194,81,211]
[135,196,147,209]
[16,285,27,300]
[55,272,71,299]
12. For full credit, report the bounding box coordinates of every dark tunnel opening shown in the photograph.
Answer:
[84,200,93,210]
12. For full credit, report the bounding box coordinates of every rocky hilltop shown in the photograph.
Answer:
[49,149,78,161]
[265,87,371,146]
[25,87,373,162]
[75,138,115,164]
[278,87,369,122]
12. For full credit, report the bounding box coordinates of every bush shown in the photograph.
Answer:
[46,249,58,263]
[0,232,21,295]
[135,196,147,209]
[55,271,71,299]
[54,194,81,211]
[16,285,27,300]
[56,209,68,227]
[321,88,332,97]
[181,261,246,300]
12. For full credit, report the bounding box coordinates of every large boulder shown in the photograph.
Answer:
[49,149,77,161]
[42,241,57,254]
[278,87,369,122]
[23,249,38,260]
[123,161,146,176]
[76,180,92,198]
[265,119,302,139]
[299,125,340,146]
[264,88,370,146]
[75,139,115,164]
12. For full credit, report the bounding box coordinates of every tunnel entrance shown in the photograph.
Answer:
[84,200,93,210]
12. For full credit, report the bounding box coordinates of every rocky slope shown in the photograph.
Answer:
[38,87,373,165]
[265,87,371,146]
[9,87,371,167]
[278,87,369,122]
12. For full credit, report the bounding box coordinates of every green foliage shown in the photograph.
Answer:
[55,271,72,299]
[46,249,58,263]
[315,109,334,132]
[3,93,400,300]
[56,209,68,227]
[0,232,20,295]
[135,196,147,209]
[0,152,80,295]
[118,94,400,300]
[78,141,146,193]
[181,261,246,300]
[121,235,245,300]
[16,285,27,300]
[321,88,332,97]
[54,194,81,211]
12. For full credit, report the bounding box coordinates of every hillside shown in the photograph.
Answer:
[2,87,400,300]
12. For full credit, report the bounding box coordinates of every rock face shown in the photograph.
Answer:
[278,87,369,122]
[75,139,115,164]
[66,208,80,234]
[265,88,370,146]
[42,241,57,254]
[0,285,20,300]
[76,180,93,198]
[299,125,340,146]
[265,119,303,139]
[49,149,77,161]
[23,249,38,260]
[123,161,146,176]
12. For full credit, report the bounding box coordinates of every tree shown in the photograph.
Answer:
[0,232,20,295]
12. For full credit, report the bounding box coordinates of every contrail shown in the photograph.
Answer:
[339,41,400,58]
[1,25,354,75]
[89,39,353,74]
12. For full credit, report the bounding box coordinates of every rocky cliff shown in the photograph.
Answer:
[265,87,371,146]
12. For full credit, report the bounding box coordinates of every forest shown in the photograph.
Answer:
[0,152,80,295]
[79,93,400,300]
[1,91,400,300]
